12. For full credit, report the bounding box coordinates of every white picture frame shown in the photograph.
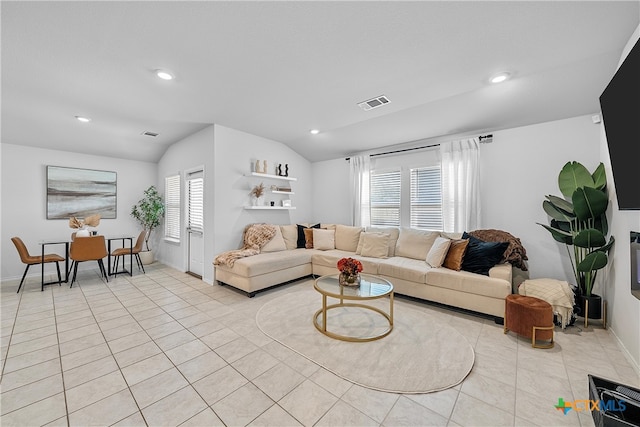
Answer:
[282,199,292,207]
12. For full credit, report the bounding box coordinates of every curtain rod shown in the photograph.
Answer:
[345,134,492,161]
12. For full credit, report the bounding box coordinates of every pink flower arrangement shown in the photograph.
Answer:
[337,257,363,275]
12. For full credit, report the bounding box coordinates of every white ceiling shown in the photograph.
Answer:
[2,1,639,163]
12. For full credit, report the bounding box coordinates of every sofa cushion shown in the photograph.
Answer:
[360,233,389,258]
[377,257,431,284]
[261,225,287,252]
[297,224,320,248]
[281,224,298,250]
[218,249,315,277]
[313,229,335,250]
[311,249,379,274]
[335,225,363,252]
[461,233,509,276]
[395,228,440,260]
[425,267,511,299]
[426,237,451,267]
[367,226,400,257]
[442,239,469,271]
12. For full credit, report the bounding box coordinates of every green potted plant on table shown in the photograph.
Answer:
[538,161,615,319]
[131,185,165,265]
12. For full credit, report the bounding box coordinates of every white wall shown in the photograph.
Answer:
[311,158,351,225]
[599,25,640,371]
[156,125,215,282]
[1,143,157,282]
[212,125,312,262]
[480,115,601,282]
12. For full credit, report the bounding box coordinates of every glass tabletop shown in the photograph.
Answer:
[314,274,393,299]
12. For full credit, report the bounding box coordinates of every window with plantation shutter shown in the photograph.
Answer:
[410,166,443,230]
[370,170,401,226]
[165,174,181,241]
[188,177,203,233]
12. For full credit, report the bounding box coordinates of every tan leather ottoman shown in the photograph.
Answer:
[503,294,554,349]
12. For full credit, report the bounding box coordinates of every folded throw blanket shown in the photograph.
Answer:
[518,278,575,328]
[469,229,529,271]
[214,224,277,268]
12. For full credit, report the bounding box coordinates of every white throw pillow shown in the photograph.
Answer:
[425,237,452,267]
[335,225,363,252]
[395,228,440,260]
[261,225,287,252]
[313,229,335,250]
[360,233,389,258]
[280,224,298,250]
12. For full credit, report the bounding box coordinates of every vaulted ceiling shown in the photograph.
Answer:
[2,1,638,163]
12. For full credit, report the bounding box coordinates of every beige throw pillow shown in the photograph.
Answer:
[367,226,400,257]
[425,236,451,267]
[280,224,298,250]
[360,233,389,258]
[313,229,335,250]
[261,225,287,252]
[395,228,440,260]
[335,225,363,252]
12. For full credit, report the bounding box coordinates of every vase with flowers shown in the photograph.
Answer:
[69,214,101,237]
[337,257,363,287]
[250,182,265,206]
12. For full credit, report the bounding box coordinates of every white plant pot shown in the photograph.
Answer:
[139,250,154,265]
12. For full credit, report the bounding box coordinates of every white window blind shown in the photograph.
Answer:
[410,166,443,230]
[370,170,401,226]
[188,177,203,233]
[165,175,181,241]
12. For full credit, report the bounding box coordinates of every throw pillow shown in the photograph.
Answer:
[261,225,287,252]
[297,224,320,248]
[280,224,298,250]
[360,233,389,258]
[303,228,315,249]
[313,228,335,250]
[367,226,400,257]
[356,231,387,255]
[461,232,509,276]
[335,224,364,252]
[395,228,440,260]
[442,239,469,271]
[426,236,451,267]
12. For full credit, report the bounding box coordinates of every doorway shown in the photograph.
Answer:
[187,170,204,278]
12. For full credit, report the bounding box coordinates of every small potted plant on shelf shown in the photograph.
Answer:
[538,161,615,319]
[131,186,165,264]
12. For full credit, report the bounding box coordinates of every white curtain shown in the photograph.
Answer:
[349,155,370,227]
[439,138,480,233]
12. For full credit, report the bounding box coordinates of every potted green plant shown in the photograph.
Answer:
[131,185,165,264]
[538,161,615,319]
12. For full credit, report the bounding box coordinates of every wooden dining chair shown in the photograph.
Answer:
[111,230,147,276]
[11,237,64,293]
[69,235,108,286]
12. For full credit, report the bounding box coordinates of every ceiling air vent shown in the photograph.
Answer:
[358,95,390,111]
[141,131,159,137]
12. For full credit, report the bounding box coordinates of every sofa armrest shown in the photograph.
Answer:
[489,263,512,284]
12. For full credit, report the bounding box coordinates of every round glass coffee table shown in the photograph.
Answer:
[313,274,394,342]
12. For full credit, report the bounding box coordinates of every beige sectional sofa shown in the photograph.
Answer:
[213,224,513,319]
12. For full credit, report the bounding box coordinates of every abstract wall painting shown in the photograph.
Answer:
[47,166,117,219]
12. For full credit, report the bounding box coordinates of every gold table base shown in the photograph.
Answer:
[313,293,394,342]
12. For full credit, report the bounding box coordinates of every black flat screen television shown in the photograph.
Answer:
[599,37,640,210]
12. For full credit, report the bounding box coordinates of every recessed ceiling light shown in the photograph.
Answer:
[155,69,175,80]
[490,72,511,84]
[75,116,91,123]
[310,129,320,135]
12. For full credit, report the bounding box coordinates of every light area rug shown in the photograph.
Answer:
[256,286,475,394]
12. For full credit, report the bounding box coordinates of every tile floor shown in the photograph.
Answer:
[1,264,638,427]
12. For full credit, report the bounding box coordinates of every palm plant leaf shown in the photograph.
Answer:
[577,251,608,272]
[545,194,574,214]
[591,162,607,190]
[574,228,606,248]
[558,161,594,199]
[572,186,609,221]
